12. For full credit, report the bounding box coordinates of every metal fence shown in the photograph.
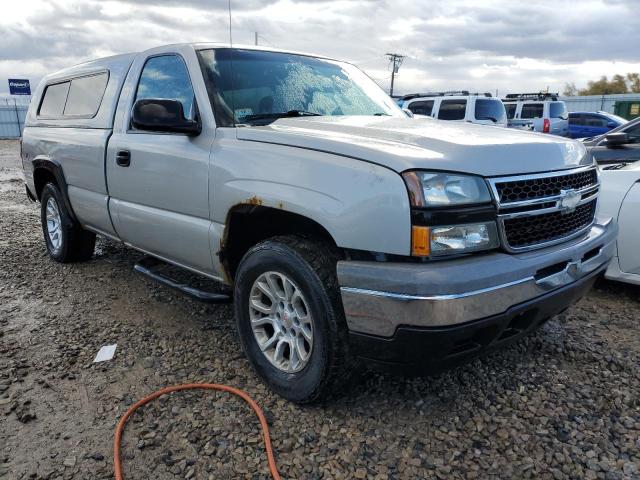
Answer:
[0,97,30,139]
[559,93,640,116]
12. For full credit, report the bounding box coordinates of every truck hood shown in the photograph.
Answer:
[236,116,590,177]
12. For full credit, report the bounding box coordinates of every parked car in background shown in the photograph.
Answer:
[598,161,640,285]
[400,91,507,127]
[582,117,640,164]
[568,111,627,139]
[502,93,569,136]
[21,44,615,403]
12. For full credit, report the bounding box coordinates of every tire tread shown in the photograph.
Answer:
[235,234,351,404]
[41,182,95,263]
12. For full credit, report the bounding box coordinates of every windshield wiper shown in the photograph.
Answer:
[242,110,322,124]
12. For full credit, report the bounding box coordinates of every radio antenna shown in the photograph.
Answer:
[228,0,233,47]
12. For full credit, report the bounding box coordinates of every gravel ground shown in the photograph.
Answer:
[0,139,639,480]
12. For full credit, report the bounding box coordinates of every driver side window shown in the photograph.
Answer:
[135,55,196,121]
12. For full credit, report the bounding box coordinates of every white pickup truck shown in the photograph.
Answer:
[21,43,616,403]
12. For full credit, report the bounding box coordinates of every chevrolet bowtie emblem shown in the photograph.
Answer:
[557,189,581,214]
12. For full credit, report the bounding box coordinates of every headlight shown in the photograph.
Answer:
[412,222,500,257]
[404,171,499,257]
[429,222,499,256]
[402,171,491,207]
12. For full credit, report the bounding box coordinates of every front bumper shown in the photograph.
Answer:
[348,264,603,373]
[338,217,616,367]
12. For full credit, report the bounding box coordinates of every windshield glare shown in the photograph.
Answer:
[474,98,506,123]
[550,102,568,119]
[197,48,403,125]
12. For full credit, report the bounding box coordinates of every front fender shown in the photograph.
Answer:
[211,135,412,256]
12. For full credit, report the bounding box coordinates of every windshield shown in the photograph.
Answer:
[197,48,403,126]
[474,98,506,123]
[549,101,568,119]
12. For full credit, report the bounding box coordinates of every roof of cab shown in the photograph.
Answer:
[168,42,339,62]
[26,43,341,129]
[46,43,338,83]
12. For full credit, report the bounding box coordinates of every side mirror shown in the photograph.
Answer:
[605,132,629,147]
[607,121,616,128]
[132,99,201,136]
[402,108,414,118]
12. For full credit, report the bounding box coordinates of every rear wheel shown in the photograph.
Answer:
[234,236,349,403]
[40,182,95,263]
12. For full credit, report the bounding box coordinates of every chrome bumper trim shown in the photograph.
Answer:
[340,228,614,337]
[341,276,532,302]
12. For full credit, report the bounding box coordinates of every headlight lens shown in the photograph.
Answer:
[403,171,491,207]
[430,222,499,256]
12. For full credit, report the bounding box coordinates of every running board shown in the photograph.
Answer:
[134,257,232,304]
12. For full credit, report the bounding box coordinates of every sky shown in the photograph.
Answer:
[1,0,639,98]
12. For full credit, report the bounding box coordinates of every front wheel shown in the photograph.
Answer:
[40,182,96,263]
[234,236,349,403]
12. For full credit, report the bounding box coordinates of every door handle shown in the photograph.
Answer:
[116,150,131,167]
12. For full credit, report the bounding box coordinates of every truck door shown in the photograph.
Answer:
[106,53,214,274]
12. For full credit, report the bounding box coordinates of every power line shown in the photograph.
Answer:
[386,53,405,96]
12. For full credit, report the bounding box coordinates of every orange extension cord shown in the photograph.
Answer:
[113,383,282,480]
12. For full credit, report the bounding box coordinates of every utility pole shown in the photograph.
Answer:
[255,31,258,46]
[386,53,405,97]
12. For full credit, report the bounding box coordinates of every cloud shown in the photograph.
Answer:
[0,0,638,98]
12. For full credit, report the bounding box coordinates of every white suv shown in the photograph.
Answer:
[400,91,507,127]
[502,93,569,136]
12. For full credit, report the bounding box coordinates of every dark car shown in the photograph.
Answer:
[582,117,640,164]
[568,111,627,139]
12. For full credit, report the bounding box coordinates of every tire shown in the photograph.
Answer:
[40,182,96,263]
[234,235,350,404]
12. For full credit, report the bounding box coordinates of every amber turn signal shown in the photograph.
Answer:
[411,226,430,257]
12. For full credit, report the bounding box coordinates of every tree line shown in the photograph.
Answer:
[564,73,640,96]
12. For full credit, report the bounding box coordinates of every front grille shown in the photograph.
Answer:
[503,199,597,249]
[490,167,599,252]
[495,169,598,203]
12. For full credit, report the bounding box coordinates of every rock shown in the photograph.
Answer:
[354,468,367,478]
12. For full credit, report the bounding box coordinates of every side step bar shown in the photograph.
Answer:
[134,257,232,304]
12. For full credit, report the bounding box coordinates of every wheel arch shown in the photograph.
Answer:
[219,204,340,282]
[32,158,78,222]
